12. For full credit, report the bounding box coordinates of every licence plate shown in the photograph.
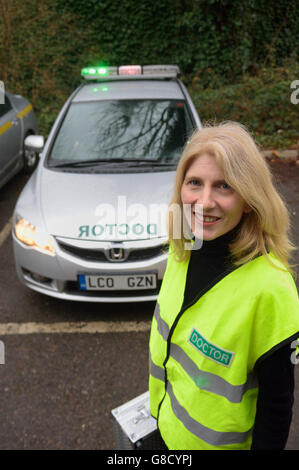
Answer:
[78,273,157,291]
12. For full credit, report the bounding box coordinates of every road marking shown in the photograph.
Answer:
[0,320,152,336]
[0,218,12,247]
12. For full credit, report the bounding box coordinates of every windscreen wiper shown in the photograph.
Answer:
[49,158,133,168]
[49,158,178,168]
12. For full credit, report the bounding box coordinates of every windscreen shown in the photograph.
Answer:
[48,99,194,163]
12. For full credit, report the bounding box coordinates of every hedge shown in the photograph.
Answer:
[0,0,297,147]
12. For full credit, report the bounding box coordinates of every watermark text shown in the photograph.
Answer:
[290,80,299,104]
[0,81,4,104]
[291,339,299,365]
[0,340,5,365]
[77,196,204,250]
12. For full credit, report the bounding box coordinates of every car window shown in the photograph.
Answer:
[0,94,12,118]
[48,99,194,164]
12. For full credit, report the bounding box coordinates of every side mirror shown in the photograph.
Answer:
[25,135,45,153]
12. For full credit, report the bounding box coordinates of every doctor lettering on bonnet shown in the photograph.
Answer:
[148,121,299,450]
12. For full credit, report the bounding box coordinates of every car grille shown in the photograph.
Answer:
[57,241,168,262]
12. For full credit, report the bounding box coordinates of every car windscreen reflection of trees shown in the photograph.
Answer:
[49,100,193,162]
[94,100,187,161]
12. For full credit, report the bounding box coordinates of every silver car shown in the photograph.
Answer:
[0,87,39,189]
[12,65,201,302]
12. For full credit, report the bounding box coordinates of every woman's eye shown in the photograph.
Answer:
[188,179,200,186]
[220,182,231,190]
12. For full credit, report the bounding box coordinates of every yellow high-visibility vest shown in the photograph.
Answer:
[149,246,299,450]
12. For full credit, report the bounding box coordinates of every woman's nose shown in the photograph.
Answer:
[198,186,216,210]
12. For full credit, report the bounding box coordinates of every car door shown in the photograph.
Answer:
[0,93,22,185]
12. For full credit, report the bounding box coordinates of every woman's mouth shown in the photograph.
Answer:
[193,213,221,226]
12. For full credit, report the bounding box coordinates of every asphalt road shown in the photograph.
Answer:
[0,159,298,450]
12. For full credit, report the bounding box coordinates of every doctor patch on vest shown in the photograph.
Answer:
[189,328,235,367]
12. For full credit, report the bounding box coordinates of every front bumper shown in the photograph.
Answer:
[12,233,168,302]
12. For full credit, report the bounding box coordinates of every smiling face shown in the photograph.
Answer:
[180,153,251,241]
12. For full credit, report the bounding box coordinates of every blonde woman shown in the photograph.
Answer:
[149,121,299,450]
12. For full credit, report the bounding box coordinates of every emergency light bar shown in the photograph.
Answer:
[81,65,180,80]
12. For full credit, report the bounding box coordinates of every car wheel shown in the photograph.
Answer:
[23,136,39,173]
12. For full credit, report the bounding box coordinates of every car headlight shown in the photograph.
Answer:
[14,217,56,256]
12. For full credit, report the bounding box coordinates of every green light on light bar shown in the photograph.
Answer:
[81,65,180,80]
[97,67,108,75]
[81,67,108,77]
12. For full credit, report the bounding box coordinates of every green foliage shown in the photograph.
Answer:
[54,0,298,86]
[189,56,299,149]
[0,0,297,146]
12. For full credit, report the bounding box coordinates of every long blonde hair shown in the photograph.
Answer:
[168,121,296,275]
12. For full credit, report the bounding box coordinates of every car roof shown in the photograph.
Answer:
[72,79,185,102]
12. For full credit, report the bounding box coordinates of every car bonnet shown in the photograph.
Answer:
[40,168,175,241]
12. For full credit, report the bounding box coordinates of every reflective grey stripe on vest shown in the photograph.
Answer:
[166,381,252,446]
[152,304,258,403]
[170,343,258,403]
[149,354,165,381]
[154,303,169,340]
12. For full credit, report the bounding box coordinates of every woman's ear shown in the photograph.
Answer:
[243,203,252,214]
